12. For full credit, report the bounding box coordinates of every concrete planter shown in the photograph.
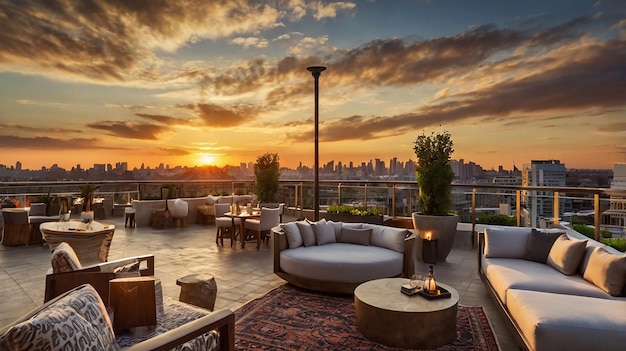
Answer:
[411,213,458,263]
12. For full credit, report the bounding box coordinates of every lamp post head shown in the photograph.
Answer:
[307,66,326,77]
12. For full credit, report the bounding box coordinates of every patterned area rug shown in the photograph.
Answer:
[235,284,499,351]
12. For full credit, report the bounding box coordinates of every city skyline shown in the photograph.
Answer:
[1,1,625,170]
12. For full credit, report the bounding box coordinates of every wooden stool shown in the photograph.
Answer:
[125,208,136,227]
[176,274,217,311]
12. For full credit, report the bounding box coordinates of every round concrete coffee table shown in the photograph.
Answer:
[354,278,459,349]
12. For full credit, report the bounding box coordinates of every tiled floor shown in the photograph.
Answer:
[0,215,518,350]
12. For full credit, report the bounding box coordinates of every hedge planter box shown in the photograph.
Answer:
[322,212,384,225]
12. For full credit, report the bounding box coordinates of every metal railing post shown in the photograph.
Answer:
[594,194,600,241]
[392,183,396,218]
[516,190,521,227]
[553,191,559,226]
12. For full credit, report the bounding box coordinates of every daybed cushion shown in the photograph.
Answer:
[582,247,626,296]
[280,243,404,283]
[484,227,530,258]
[547,235,587,275]
[339,227,371,246]
[367,225,408,253]
[507,289,626,351]
[522,229,564,263]
[482,257,617,304]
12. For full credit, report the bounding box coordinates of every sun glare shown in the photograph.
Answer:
[198,154,217,166]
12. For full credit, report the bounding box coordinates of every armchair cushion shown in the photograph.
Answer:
[51,242,83,273]
[0,284,118,351]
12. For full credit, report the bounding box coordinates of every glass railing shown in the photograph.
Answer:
[1,179,624,241]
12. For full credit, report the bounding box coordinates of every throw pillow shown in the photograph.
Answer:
[326,220,343,240]
[547,234,587,275]
[582,247,626,297]
[371,226,408,252]
[51,242,82,273]
[296,221,316,247]
[282,222,303,249]
[523,228,564,263]
[484,227,529,258]
[339,227,372,246]
[311,219,337,245]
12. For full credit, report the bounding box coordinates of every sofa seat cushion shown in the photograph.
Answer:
[483,257,616,304]
[507,289,626,351]
[280,243,403,283]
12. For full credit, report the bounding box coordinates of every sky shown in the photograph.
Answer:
[1,0,625,171]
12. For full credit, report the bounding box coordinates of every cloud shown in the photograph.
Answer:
[86,121,170,140]
[16,99,70,108]
[308,1,356,20]
[135,113,195,126]
[0,135,104,149]
[231,37,269,48]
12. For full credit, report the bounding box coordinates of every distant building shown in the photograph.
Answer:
[522,160,566,226]
[603,163,626,232]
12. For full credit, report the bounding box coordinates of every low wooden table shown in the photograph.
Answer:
[354,278,459,349]
[176,273,217,311]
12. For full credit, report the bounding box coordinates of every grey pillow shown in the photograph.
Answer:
[29,203,46,216]
[547,234,587,275]
[311,219,336,245]
[296,221,316,247]
[282,222,303,249]
[339,227,372,246]
[523,229,564,263]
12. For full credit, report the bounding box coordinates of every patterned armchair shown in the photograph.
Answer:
[0,284,235,351]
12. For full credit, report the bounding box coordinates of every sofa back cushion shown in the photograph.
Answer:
[29,203,46,216]
[547,234,587,275]
[582,247,626,296]
[522,229,564,263]
[51,242,83,273]
[484,227,530,258]
[338,227,372,246]
[0,284,118,351]
[367,225,407,253]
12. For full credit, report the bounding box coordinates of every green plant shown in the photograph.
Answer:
[413,130,454,215]
[79,183,100,212]
[477,213,517,226]
[254,152,280,203]
[326,204,381,216]
[603,238,626,252]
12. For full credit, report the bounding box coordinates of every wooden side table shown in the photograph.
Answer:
[176,274,217,311]
[197,205,215,225]
[108,276,157,332]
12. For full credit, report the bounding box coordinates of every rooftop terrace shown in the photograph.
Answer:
[0,213,519,350]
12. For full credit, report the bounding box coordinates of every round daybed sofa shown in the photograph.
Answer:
[272,219,415,294]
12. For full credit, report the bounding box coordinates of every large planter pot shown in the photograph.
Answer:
[322,212,384,225]
[411,213,458,263]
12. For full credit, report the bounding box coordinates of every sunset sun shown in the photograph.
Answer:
[198,154,217,166]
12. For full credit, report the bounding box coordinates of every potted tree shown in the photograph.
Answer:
[412,130,458,262]
[79,183,100,222]
[254,152,280,205]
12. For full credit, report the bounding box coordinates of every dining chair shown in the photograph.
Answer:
[243,207,280,249]
[215,203,240,247]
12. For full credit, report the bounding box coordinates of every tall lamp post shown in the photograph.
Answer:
[307,65,326,221]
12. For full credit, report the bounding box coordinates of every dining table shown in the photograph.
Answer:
[40,220,116,265]
[223,210,261,248]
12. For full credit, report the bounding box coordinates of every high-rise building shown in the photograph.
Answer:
[604,163,626,228]
[522,160,566,225]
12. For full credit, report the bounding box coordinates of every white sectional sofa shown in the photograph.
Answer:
[273,219,415,294]
[478,225,626,351]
